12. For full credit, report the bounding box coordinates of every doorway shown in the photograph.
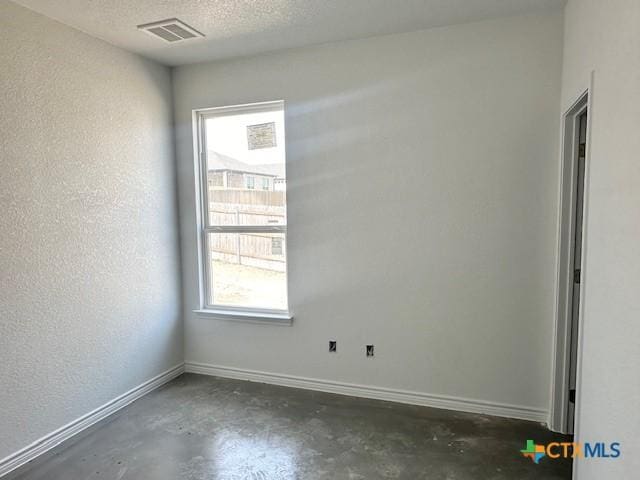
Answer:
[550,93,589,434]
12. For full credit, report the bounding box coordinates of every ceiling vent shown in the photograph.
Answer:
[137,18,204,43]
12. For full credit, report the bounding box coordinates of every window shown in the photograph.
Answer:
[195,101,288,318]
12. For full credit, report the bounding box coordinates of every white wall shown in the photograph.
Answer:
[561,1,640,478]
[0,1,182,462]
[174,12,564,414]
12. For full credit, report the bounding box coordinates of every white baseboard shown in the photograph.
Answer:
[185,362,547,424]
[0,363,184,478]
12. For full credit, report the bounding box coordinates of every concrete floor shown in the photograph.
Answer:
[13,374,572,479]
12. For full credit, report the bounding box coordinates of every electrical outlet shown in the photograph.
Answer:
[329,340,337,352]
[366,345,374,357]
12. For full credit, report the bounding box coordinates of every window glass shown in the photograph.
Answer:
[199,102,288,312]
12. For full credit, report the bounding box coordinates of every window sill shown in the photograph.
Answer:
[192,309,293,326]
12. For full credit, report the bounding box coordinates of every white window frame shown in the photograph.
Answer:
[192,100,291,323]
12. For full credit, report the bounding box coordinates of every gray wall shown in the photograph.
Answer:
[0,2,182,461]
[174,12,563,414]
[561,0,640,478]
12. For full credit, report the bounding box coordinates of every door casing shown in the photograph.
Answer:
[549,90,590,434]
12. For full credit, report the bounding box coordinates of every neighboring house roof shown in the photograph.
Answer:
[208,151,285,178]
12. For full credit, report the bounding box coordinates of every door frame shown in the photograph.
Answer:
[549,89,591,434]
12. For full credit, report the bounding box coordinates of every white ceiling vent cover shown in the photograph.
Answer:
[137,18,204,43]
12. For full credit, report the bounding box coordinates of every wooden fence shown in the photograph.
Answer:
[207,189,287,271]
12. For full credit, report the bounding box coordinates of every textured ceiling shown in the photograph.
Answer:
[12,0,565,66]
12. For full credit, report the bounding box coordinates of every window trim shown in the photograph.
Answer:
[192,100,291,323]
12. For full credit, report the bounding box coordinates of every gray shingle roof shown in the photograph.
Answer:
[208,151,285,178]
